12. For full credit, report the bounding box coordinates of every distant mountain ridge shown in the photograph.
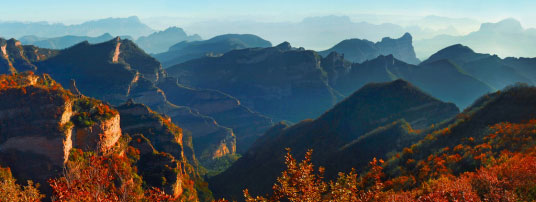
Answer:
[154,34,272,67]
[319,33,420,64]
[19,33,134,50]
[135,26,202,54]
[0,16,154,39]
[422,44,535,90]
[166,41,495,122]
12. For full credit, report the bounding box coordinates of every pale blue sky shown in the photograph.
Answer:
[3,0,535,28]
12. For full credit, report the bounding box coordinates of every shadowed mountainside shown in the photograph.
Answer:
[209,80,459,200]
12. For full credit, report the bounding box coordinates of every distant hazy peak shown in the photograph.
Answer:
[421,44,480,65]
[165,26,186,32]
[381,32,412,42]
[439,44,475,54]
[479,18,523,33]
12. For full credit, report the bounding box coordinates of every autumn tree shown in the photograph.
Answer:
[0,167,44,202]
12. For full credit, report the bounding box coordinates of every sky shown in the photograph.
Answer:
[2,0,536,29]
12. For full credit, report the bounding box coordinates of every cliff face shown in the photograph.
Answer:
[0,72,121,193]
[0,38,57,74]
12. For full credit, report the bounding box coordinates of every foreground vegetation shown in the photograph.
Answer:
[217,119,536,202]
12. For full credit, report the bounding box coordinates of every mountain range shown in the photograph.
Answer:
[0,36,274,166]
[165,38,495,122]
[1,26,536,201]
[415,18,536,59]
[184,15,467,50]
[0,16,154,39]
[18,26,201,54]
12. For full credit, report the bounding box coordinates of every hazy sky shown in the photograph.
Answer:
[3,0,536,29]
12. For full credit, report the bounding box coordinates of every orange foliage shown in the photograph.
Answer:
[48,149,175,202]
[218,120,536,201]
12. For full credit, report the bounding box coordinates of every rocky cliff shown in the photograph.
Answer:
[0,72,121,194]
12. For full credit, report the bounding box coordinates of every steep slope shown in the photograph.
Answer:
[209,80,459,200]
[319,33,420,64]
[135,27,202,54]
[167,42,343,122]
[383,84,536,186]
[154,34,272,67]
[422,44,535,90]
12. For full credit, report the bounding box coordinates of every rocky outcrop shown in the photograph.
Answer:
[0,72,121,194]
[118,100,236,162]
[72,113,121,151]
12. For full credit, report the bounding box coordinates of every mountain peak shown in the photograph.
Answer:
[126,16,141,22]
[164,26,186,33]
[401,32,412,40]
[442,44,475,54]
[479,18,523,33]
[422,44,478,65]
